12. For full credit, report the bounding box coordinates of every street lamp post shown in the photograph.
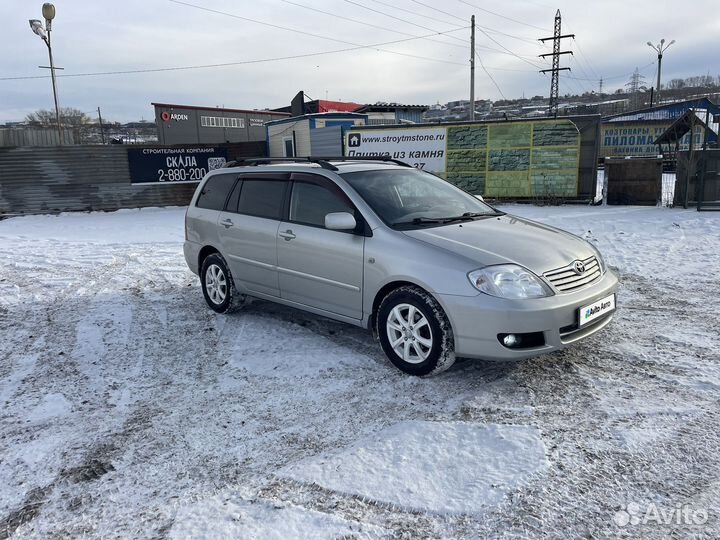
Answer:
[29,3,63,144]
[647,38,676,105]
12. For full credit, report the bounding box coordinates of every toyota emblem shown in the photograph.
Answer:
[573,260,585,275]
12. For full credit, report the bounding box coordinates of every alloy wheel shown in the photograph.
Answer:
[385,303,433,364]
[205,264,227,305]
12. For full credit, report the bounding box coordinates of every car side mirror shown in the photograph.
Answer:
[325,212,357,231]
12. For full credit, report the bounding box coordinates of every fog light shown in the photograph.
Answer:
[498,332,545,349]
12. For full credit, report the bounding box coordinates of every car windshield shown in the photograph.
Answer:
[341,168,500,229]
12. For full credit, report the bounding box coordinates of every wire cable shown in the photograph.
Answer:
[343,0,468,45]
[475,49,507,100]
[455,0,550,32]
[347,0,540,59]
[367,0,464,28]
[409,0,543,47]
[167,0,471,65]
[565,62,656,82]
[278,0,467,50]
[0,29,472,82]
[474,25,543,70]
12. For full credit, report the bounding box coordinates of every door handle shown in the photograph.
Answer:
[220,219,234,228]
[278,229,296,241]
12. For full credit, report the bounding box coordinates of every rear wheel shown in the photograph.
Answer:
[377,286,455,376]
[200,253,246,313]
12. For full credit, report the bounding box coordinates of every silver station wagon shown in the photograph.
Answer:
[184,157,618,376]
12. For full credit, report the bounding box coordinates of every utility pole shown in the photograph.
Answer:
[647,39,675,105]
[539,10,574,117]
[469,15,475,121]
[97,106,106,144]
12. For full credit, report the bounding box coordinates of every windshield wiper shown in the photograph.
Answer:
[390,216,441,227]
[436,212,501,223]
[392,211,503,227]
[413,217,442,223]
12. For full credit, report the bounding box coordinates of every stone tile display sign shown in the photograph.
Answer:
[344,119,581,197]
[446,120,580,197]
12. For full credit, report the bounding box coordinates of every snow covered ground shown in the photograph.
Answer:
[1,204,719,539]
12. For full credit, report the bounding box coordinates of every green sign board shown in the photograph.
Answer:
[345,119,581,198]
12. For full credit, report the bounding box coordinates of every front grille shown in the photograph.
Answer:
[544,255,602,293]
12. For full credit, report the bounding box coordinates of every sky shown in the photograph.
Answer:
[1,0,718,123]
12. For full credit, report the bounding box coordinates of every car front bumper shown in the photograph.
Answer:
[437,269,619,361]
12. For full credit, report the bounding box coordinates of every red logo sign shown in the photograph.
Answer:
[161,111,171,122]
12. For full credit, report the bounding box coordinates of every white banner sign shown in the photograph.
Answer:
[344,127,447,171]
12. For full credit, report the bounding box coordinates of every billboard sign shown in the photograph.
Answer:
[600,122,706,157]
[345,127,446,171]
[128,147,228,184]
[343,120,582,198]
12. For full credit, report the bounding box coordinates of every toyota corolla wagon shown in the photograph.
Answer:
[184,157,617,376]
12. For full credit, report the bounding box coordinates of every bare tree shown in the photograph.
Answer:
[25,107,91,127]
[667,78,686,90]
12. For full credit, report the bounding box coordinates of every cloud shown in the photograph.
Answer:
[1,0,716,122]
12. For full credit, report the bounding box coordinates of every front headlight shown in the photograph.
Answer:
[468,264,554,299]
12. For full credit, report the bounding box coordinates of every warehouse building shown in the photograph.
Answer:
[153,102,289,145]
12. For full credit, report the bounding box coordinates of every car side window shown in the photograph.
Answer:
[196,174,238,211]
[290,180,355,228]
[237,178,289,220]
[224,178,243,213]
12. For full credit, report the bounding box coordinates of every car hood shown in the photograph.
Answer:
[402,213,595,273]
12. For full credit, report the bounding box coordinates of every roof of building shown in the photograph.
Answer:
[264,112,368,126]
[602,97,720,123]
[151,103,290,116]
[314,100,365,113]
[654,109,720,145]
[354,103,428,113]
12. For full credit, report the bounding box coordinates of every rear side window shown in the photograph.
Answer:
[237,179,289,219]
[225,179,243,213]
[196,174,237,210]
[290,181,354,227]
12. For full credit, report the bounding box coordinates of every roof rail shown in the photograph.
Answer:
[309,155,413,168]
[224,156,413,170]
[224,157,338,171]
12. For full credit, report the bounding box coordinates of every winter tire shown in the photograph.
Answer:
[377,285,455,376]
[200,253,246,313]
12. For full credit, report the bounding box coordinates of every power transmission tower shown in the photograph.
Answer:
[539,10,574,117]
[625,67,647,108]
[598,77,603,96]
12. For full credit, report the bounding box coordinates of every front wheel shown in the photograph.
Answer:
[376,286,455,376]
[200,253,246,313]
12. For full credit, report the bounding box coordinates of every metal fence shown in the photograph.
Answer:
[0,141,266,216]
[675,149,720,210]
[697,150,720,211]
[0,127,75,146]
